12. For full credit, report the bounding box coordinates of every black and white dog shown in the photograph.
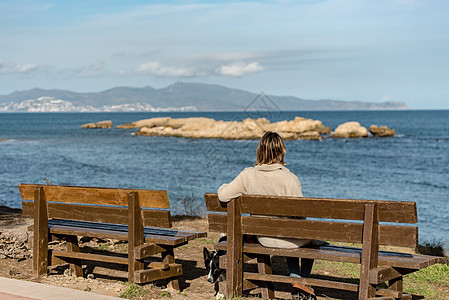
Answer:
[203,235,226,296]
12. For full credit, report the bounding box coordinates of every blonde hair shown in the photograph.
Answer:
[255,131,286,166]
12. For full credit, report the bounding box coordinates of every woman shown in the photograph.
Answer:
[218,131,316,299]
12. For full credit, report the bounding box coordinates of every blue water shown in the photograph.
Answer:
[1,111,448,247]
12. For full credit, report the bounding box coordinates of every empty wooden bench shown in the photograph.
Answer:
[19,184,206,288]
[205,193,447,300]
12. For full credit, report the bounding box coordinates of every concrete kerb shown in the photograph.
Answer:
[0,277,122,300]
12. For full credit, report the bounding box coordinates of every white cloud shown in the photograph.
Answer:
[134,60,265,78]
[0,60,39,74]
[216,62,263,77]
[137,61,196,77]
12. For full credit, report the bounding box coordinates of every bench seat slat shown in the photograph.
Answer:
[214,242,447,270]
[42,219,205,240]
[28,223,188,246]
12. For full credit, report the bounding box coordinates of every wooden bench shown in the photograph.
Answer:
[205,193,447,300]
[19,184,206,288]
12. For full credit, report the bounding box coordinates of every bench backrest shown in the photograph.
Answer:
[19,184,172,228]
[205,193,418,248]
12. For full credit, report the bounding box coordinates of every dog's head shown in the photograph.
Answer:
[203,247,224,283]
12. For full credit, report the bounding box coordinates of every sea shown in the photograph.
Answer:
[0,110,448,248]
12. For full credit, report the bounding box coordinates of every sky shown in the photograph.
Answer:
[0,0,448,109]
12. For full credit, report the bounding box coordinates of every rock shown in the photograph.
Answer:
[81,120,112,129]
[0,139,7,142]
[369,125,395,137]
[131,116,330,140]
[299,131,322,140]
[331,122,368,138]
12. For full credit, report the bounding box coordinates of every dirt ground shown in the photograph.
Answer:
[0,206,359,300]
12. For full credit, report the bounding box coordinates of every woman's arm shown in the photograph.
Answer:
[217,171,246,202]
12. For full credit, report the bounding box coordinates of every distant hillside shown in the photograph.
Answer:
[0,82,408,112]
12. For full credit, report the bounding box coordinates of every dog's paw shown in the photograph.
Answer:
[215,292,225,300]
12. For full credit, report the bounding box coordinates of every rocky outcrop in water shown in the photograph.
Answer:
[369,125,396,137]
[330,122,368,138]
[81,120,113,129]
[119,116,331,140]
[113,117,396,140]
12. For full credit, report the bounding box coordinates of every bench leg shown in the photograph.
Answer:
[359,203,379,300]
[65,235,83,277]
[162,248,180,290]
[34,186,48,277]
[128,192,145,283]
[388,276,403,300]
[256,255,275,299]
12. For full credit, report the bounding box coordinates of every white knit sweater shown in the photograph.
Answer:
[218,163,311,248]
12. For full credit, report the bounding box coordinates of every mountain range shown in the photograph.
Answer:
[0,82,408,112]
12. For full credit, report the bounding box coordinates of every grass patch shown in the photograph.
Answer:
[119,283,148,299]
[313,260,360,279]
[404,264,449,299]
[160,290,172,298]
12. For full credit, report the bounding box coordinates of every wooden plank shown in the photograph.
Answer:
[22,201,172,228]
[205,193,417,223]
[19,184,170,209]
[42,219,194,240]
[148,262,169,270]
[226,197,243,298]
[208,214,418,248]
[42,225,187,246]
[369,267,402,285]
[359,203,379,299]
[376,288,402,298]
[207,213,227,232]
[134,243,161,260]
[52,250,128,265]
[48,249,67,266]
[135,263,182,284]
[244,272,359,292]
[214,242,442,270]
[65,235,83,277]
[29,219,194,245]
[204,193,228,212]
[128,192,144,283]
[256,255,274,299]
[34,186,48,277]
